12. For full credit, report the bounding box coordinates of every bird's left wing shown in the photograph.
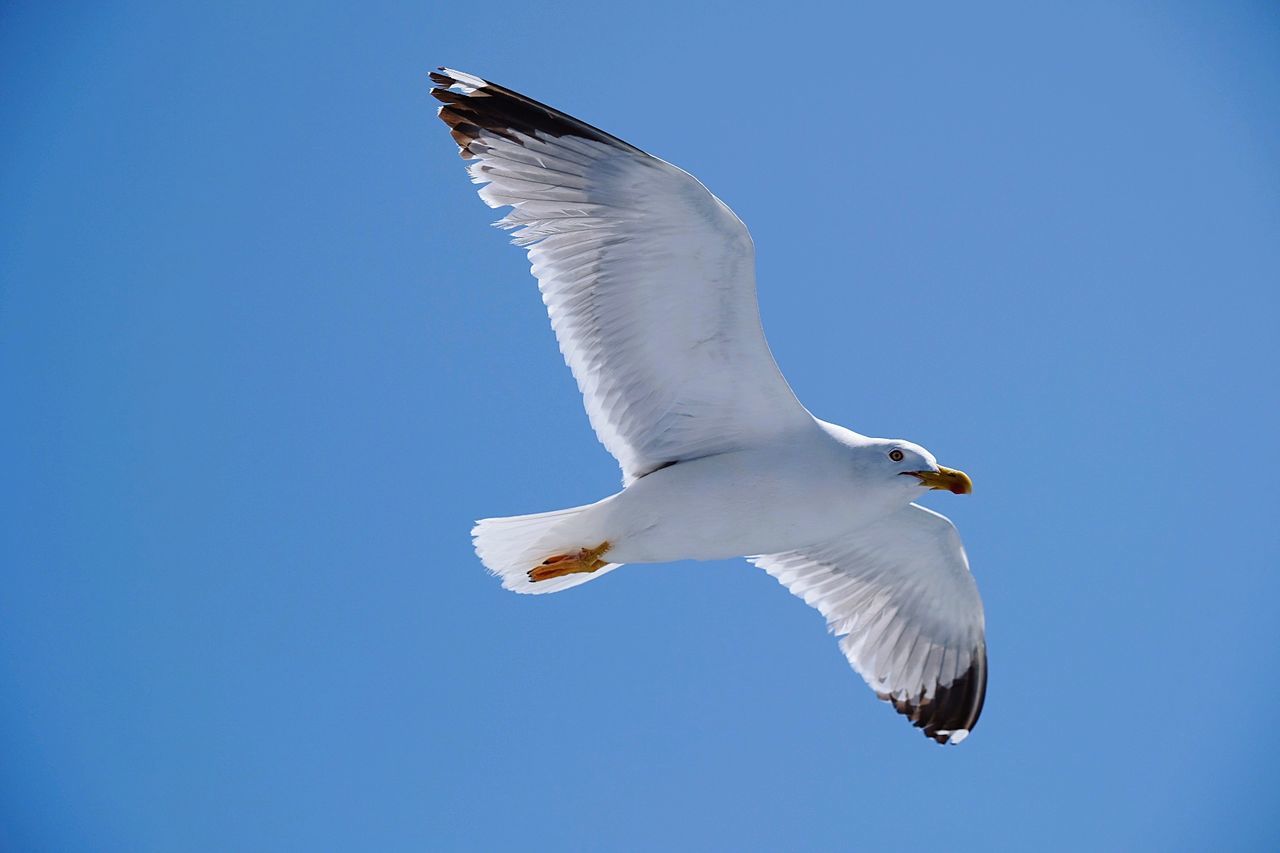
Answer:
[431,68,814,484]
[750,504,987,744]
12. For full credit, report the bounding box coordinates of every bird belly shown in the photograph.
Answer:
[593,447,873,564]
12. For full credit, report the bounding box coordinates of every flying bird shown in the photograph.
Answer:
[431,67,987,745]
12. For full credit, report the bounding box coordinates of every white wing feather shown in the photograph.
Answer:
[751,503,987,744]
[432,68,813,483]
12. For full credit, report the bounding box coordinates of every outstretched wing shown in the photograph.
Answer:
[431,68,813,483]
[751,504,987,745]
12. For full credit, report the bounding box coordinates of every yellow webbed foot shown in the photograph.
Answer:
[528,541,611,583]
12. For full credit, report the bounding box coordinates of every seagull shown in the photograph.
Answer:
[431,67,987,745]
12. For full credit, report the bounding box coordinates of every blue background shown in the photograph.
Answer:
[3,2,1278,850]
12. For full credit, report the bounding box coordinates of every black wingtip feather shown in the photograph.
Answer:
[880,645,988,745]
[428,67,644,159]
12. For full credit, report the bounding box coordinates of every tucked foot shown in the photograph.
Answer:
[528,541,612,583]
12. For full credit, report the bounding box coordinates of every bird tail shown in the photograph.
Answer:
[471,501,623,595]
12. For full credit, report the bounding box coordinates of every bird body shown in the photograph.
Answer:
[601,434,873,564]
[432,67,989,744]
[538,423,935,565]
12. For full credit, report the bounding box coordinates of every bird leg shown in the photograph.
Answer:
[528,541,611,583]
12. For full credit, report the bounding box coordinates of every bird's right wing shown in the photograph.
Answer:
[431,68,814,484]
[750,504,987,745]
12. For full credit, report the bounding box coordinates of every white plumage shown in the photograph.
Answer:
[752,503,986,743]
[433,68,988,745]
[455,90,810,484]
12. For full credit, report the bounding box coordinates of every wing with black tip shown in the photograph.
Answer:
[751,504,988,745]
[430,68,813,484]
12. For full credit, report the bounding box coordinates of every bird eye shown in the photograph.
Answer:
[889,449,904,462]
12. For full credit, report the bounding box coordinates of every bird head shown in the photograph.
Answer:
[871,439,973,496]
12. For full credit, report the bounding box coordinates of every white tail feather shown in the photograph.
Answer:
[472,502,622,595]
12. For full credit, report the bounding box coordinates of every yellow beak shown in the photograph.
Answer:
[905,466,973,495]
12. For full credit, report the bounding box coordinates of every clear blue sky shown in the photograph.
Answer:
[3,2,1278,850]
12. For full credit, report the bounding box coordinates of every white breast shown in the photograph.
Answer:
[588,435,886,563]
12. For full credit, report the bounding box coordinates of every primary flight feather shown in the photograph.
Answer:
[431,67,987,745]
